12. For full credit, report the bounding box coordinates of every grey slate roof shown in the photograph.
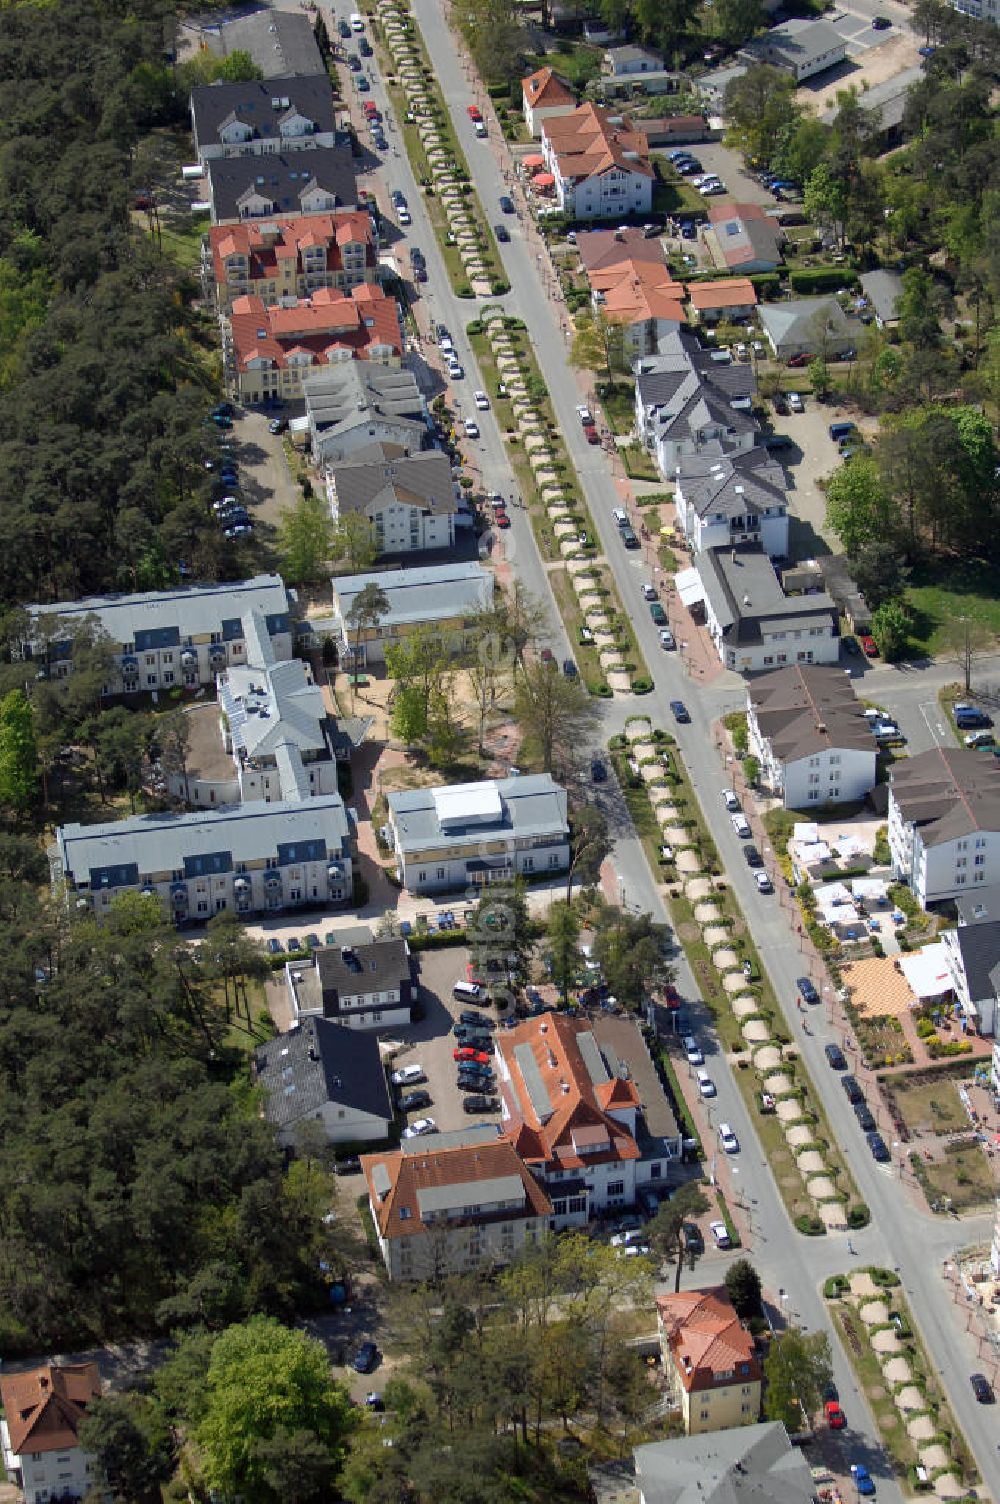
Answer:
[956,883,1000,925]
[202,11,324,77]
[305,363,427,454]
[636,331,756,448]
[333,561,494,631]
[860,269,904,325]
[29,575,291,653]
[192,75,337,149]
[749,664,874,762]
[316,937,412,1003]
[890,748,1000,847]
[56,794,350,889]
[207,146,358,223]
[388,774,568,854]
[634,1422,816,1504]
[331,447,458,519]
[680,447,788,521]
[255,1015,393,1130]
[952,921,1000,1001]
[758,296,862,353]
[713,208,783,270]
[741,18,845,72]
[698,545,836,646]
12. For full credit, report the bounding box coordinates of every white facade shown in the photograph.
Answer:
[556,164,652,222]
[889,801,1000,906]
[752,737,876,809]
[676,484,789,557]
[941,928,999,1036]
[373,1194,549,1282]
[0,1423,94,1504]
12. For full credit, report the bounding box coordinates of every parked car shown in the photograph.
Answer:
[798,976,819,1005]
[709,1219,731,1249]
[463,1095,499,1113]
[670,699,690,723]
[352,1341,379,1373]
[841,1074,864,1104]
[392,1064,425,1086]
[826,1401,846,1429]
[854,1102,876,1133]
[850,1465,875,1496]
[459,1010,491,1028]
[620,525,639,548]
[867,1131,890,1162]
[788,392,805,412]
[473,389,490,410]
[731,812,751,838]
[335,1155,361,1176]
[755,871,773,894]
[266,937,283,954]
[743,844,763,868]
[859,634,878,656]
[359,36,373,53]
[872,14,891,26]
[467,104,482,121]
[268,416,288,434]
[650,602,667,626]
[401,1117,437,1139]
[683,1221,704,1253]
[825,1043,847,1070]
[722,790,740,812]
[659,627,675,649]
[463,418,480,439]
[970,1372,995,1403]
[453,1046,490,1064]
[718,1122,739,1154]
[697,1069,716,1098]
[683,1035,703,1066]
[495,222,511,242]
[499,194,514,214]
[401,1089,432,1111]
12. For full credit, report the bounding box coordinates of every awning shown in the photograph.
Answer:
[532,172,555,188]
[899,943,952,1000]
[523,153,544,169]
[674,566,705,608]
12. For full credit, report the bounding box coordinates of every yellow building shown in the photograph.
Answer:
[656,1287,762,1435]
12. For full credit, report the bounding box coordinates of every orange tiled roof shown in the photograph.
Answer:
[543,102,652,182]
[0,1363,101,1456]
[657,1288,761,1394]
[229,285,401,373]
[688,277,758,311]
[362,1138,552,1239]
[498,1012,641,1171]
[209,211,374,287]
[596,261,686,326]
[522,65,575,108]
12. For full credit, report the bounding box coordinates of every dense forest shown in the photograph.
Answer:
[0,0,262,605]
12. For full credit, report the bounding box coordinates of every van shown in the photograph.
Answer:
[955,704,991,730]
[683,1035,703,1066]
[453,980,484,1002]
[829,422,855,442]
[350,11,364,29]
[612,508,629,528]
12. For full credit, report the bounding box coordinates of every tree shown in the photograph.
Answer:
[0,689,36,811]
[807,357,832,400]
[385,626,450,746]
[513,659,597,777]
[712,0,766,47]
[332,510,378,575]
[346,583,389,706]
[850,538,911,610]
[592,905,675,1012]
[742,754,759,788]
[279,494,335,585]
[763,1328,833,1432]
[941,617,995,692]
[465,608,513,754]
[494,582,546,679]
[546,900,582,1007]
[724,65,799,166]
[648,1182,710,1291]
[566,804,611,901]
[871,598,911,662]
[196,1317,353,1503]
[157,707,191,803]
[724,1258,763,1320]
[824,457,897,558]
[466,880,533,1001]
[571,309,625,383]
[804,162,848,248]
[78,1393,172,1504]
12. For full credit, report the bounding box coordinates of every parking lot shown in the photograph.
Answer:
[656,141,777,209]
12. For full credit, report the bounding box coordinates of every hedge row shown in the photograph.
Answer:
[789,267,860,293]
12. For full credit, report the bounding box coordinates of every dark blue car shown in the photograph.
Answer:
[352,1341,378,1373]
[670,700,690,723]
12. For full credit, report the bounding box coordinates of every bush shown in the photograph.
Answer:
[847,1203,871,1228]
[491,279,510,295]
[455,283,474,298]
[632,676,653,694]
[749,271,782,297]
[795,1213,825,1235]
[466,319,485,336]
[824,1274,850,1298]
[407,928,467,951]
[788,267,860,293]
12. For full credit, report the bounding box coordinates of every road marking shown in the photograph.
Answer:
[919,700,950,747]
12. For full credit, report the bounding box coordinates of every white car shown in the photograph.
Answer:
[473,390,490,410]
[700,181,726,195]
[684,1035,703,1066]
[659,627,675,649]
[788,392,804,412]
[448,361,464,380]
[463,418,480,438]
[391,1064,425,1086]
[621,1242,651,1258]
[710,1219,731,1249]
[398,208,412,226]
[755,870,774,894]
[474,121,488,138]
[576,404,594,423]
[722,790,740,813]
[697,1069,716,1099]
[641,582,657,601]
[731,812,751,839]
[402,1117,437,1139]
[719,1121,739,1154]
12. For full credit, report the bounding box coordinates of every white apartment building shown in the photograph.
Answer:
[696,545,839,674]
[747,664,876,809]
[675,451,789,559]
[0,1363,101,1504]
[888,748,1000,907]
[541,103,653,221]
[190,75,338,161]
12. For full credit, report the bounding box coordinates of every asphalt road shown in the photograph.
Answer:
[404,4,1000,1491]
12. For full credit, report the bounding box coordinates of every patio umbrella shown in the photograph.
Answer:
[533,172,555,187]
[522,153,544,169]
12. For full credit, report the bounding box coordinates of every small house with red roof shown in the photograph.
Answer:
[496,1012,677,1224]
[656,1288,762,1433]
[521,65,576,138]
[229,283,402,403]
[0,1362,102,1503]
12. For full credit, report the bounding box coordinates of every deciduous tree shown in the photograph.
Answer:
[0,689,36,812]
[513,659,597,776]
[763,1327,833,1432]
[546,899,582,1006]
[279,494,335,585]
[825,456,896,557]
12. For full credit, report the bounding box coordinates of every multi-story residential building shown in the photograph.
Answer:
[739,18,847,80]
[941,922,1000,1037]
[577,227,685,357]
[255,1016,394,1147]
[521,65,576,138]
[696,544,839,673]
[228,284,402,403]
[541,103,653,221]
[286,932,415,1031]
[362,1126,554,1281]
[687,276,758,326]
[634,332,757,480]
[497,1012,682,1223]
[189,9,325,78]
[305,362,428,468]
[208,212,376,311]
[385,775,568,894]
[0,1363,102,1504]
[328,445,458,556]
[706,203,784,274]
[51,795,352,923]
[888,748,1000,907]
[949,0,999,25]
[190,75,338,162]
[332,560,494,670]
[675,449,789,558]
[16,575,293,695]
[746,664,876,809]
[656,1287,762,1434]
[628,1422,816,1504]
[205,146,359,225]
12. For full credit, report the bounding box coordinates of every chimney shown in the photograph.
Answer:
[39,1375,49,1391]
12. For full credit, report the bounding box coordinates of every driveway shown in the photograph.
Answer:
[224,406,302,538]
[656,142,777,208]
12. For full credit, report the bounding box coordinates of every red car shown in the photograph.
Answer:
[495,513,511,529]
[825,1401,846,1430]
[467,105,482,121]
[454,1047,490,1064]
[859,634,878,657]
[586,428,600,444]
[787,352,814,368]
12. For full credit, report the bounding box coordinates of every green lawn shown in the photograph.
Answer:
[523,43,602,90]
[904,556,1000,657]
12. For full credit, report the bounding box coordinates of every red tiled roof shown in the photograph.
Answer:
[229,284,401,374]
[209,211,374,288]
[688,277,758,311]
[522,65,575,108]
[657,1288,761,1394]
[498,1012,641,1172]
[361,1138,552,1240]
[707,201,769,225]
[543,103,653,183]
[0,1363,101,1456]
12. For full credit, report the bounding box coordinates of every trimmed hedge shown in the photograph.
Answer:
[407,927,468,951]
[788,267,859,294]
[749,272,782,296]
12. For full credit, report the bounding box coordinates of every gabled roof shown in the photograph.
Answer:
[634,1422,815,1504]
[522,65,575,108]
[860,269,904,324]
[543,103,653,183]
[748,664,874,762]
[316,936,411,1000]
[657,1287,761,1393]
[758,296,858,349]
[206,146,358,224]
[890,748,1000,847]
[498,1012,641,1172]
[0,1363,101,1456]
[192,75,337,145]
[707,203,783,269]
[578,225,668,275]
[950,921,1000,1001]
[688,277,757,312]
[330,447,458,518]
[255,1015,393,1129]
[362,1137,552,1239]
[201,11,324,78]
[680,447,788,522]
[210,211,374,286]
[229,285,401,373]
